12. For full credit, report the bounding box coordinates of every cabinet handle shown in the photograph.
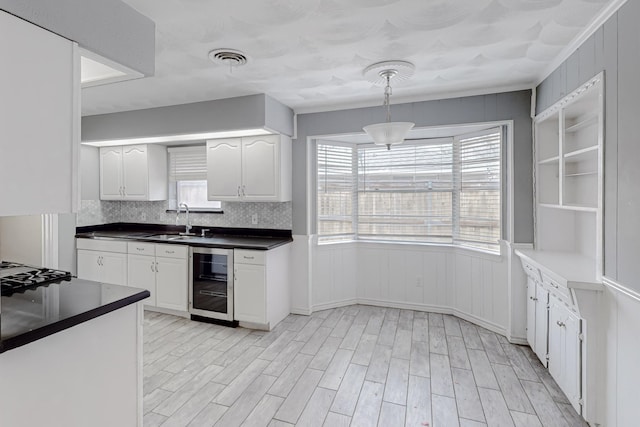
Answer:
[237,185,241,197]
[155,261,159,273]
[556,321,565,327]
[530,296,538,301]
[137,247,144,251]
[150,262,154,272]
[242,185,246,196]
[165,250,174,254]
[243,256,254,260]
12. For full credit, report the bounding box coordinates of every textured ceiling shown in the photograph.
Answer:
[81,0,613,116]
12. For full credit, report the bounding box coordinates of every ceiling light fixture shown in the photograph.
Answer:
[363,60,415,150]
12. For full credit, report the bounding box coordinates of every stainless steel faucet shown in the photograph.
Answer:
[177,203,194,235]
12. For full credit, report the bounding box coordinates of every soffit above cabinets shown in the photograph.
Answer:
[1,0,155,78]
[81,0,618,116]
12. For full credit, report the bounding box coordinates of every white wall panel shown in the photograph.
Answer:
[313,241,510,336]
[290,235,311,315]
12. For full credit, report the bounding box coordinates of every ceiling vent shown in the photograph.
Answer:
[208,48,248,67]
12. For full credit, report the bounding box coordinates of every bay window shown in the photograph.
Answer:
[317,126,503,252]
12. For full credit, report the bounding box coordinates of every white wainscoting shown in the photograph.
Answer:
[290,235,312,315]
[309,239,510,337]
[602,277,640,427]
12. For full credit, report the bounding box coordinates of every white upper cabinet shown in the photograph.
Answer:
[206,135,292,202]
[206,139,243,199]
[100,144,168,201]
[100,147,123,199]
[0,11,79,216]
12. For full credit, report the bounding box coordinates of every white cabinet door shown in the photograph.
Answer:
[128,254,156,306]
[563,309,582,413]
[0,11,77,216]
[534,284,549,367]
[234,263,266,324]
[77,250,101,282]
[242,135,278,200]
[122,145,148,199]
[549,296,582,413]
[100,252,128,286]
[526,276,537,349]
[207,138,242,200]
[100,147,123,200]
[155,256,188,311]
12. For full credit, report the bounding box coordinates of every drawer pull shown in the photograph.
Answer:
[136,247,144,251]
[165,250,175,254]
[556,321,565,327]
[551,282,559,288]
[243,256,254,260]
[529,296,538,301]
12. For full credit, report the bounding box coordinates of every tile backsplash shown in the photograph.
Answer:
[77,199,292,230]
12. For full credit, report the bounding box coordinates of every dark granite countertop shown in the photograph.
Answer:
[75,223,293,250]
[0,278,149,353]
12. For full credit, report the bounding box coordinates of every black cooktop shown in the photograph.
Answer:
[0,261,73,297]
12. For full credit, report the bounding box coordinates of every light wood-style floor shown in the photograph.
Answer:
[143,305,587,427]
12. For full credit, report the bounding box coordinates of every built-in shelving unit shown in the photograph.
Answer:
[533,72,603,277]
[518,72,604,425]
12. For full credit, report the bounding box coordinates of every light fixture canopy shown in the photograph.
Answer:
[363,61,415,150]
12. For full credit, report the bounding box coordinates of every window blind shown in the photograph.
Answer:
[454,128,502,251]
[358,140,454,242]
[317,142,356,241]
[168,146,207,181]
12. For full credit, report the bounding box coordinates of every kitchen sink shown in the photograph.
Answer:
[146,234,192,241]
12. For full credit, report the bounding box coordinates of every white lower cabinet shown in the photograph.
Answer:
[520,256,587,419]
[127,242,188,312]
[534,282,549,367]
[548,296,582,413]
[77,239,128,286]
[234,262,266,324]
[233,245,291,330]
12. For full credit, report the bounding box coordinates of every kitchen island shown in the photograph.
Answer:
[0,276,149,427]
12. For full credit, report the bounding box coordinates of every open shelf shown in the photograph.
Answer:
[538,203,598,213]
[564,145,598,161]
[565,114,597,133]
[538,156,559,165]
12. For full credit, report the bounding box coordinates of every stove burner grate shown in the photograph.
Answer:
[0,261,73,296]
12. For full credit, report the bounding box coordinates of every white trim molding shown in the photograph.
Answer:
[603,276,640,303]
[41,214,59,269]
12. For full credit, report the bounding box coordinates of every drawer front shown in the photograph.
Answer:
[155,244,188,259]
[127,242,155,256]
[541,272,573,305]
[235,249,265,265]
[521,260,542,282]
[76,238,127,253]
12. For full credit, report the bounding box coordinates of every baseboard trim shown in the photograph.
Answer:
[290,307,312,316]
[143,306,190,318]
[312,299,359,312]
[356,298,508,337]
[603,276,640,303]
[506,336,529,346]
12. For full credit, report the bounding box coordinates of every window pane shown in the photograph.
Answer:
[177,180,221,209]
[358,142,453,243]
[456,129,501,251]
[317,143,356,241]
[358,191,452,242]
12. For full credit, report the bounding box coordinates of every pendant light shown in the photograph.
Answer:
[363,60,415,150]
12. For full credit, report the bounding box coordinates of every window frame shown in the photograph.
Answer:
[315,123,508,255]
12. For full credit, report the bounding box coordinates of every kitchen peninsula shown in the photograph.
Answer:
[0,265,149,427]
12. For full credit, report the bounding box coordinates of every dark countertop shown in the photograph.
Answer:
[0,278,149,353]
[75,223,293,250]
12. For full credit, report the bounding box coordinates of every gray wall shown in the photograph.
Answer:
[535,0,639,290]
[293,91,534,244]
[0,0,155,76]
